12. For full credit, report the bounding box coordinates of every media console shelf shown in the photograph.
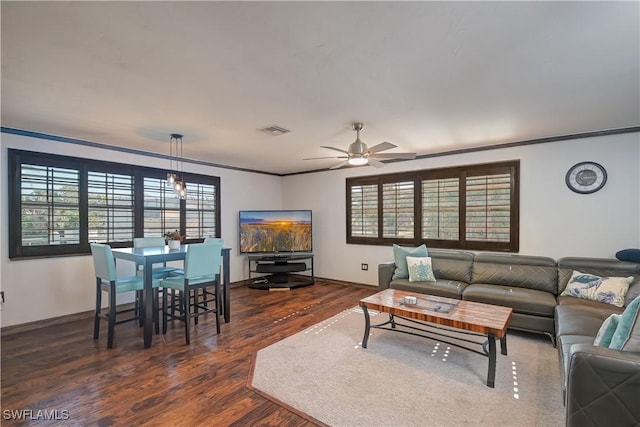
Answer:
[247,254,314,289]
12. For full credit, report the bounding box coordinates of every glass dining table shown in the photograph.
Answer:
[111,244,231,348]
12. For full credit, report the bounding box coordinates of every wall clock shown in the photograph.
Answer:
[565,161,607,194]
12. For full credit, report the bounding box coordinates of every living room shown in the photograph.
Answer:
[1,1,639,426]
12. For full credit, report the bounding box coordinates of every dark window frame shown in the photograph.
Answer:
[8,149,221,259]
[345,160,520,252]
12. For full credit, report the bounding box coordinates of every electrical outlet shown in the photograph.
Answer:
[361,263,368,271]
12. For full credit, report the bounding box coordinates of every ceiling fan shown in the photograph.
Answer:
[304,123,417,169]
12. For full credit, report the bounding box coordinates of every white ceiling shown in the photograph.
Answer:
[2,1,639,175]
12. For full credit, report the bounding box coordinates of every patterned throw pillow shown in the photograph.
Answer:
[594,314,621,347]
[392,244,428,280]
[560,270,633,307]
[406,256,437,282]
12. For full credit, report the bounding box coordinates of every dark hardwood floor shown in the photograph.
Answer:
[1,280,377,426]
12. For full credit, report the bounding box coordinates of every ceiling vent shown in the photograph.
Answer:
[260,125,291,136]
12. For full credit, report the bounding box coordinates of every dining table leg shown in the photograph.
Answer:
[223,249,230,323]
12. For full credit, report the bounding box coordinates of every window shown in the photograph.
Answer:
[185,182,217,239]
[88,171,134,243]
[20,163,80,247]
[346,161,519,252]
[9,149,221,259]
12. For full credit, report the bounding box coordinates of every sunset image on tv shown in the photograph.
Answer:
[239,210,312,253]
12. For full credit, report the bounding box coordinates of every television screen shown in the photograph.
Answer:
[239,210,312,254]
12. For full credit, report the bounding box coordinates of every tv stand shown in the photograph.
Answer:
[247,254,314,289]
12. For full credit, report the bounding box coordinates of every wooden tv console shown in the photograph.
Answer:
[247,254,314,289]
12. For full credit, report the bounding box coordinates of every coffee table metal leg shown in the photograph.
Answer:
[362,305,370,348]
[487,334,497,388]
[500,334,508,355]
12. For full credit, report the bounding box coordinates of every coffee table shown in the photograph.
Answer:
[359,288,513,388]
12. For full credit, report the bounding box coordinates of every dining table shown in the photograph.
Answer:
[111,244,231,348]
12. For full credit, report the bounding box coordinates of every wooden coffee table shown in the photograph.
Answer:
[359,288,513,388]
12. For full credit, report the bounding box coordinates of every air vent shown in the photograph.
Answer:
[260,125,291,136]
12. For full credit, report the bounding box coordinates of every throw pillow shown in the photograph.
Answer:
[594,314,621,347]
[406,256,437,282]
[615,248,640,263]
[559,270,633,307]
[609,296,640,352]
[392,244,428,280]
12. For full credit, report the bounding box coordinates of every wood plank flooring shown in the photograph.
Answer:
[1,280,377,426]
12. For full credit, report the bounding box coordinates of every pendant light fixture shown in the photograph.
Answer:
[167,133,187,199]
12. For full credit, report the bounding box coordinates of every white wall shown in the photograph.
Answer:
[2,131,639,327]
[282,132,640,286]
[0,133,283,327]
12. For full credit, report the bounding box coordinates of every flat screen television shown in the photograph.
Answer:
[239,210,312,254]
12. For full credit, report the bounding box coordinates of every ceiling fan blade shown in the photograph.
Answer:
[321,145,350,155]
[329,159,351,170]
[367,158,386,168]
[367,141,397,154]
[370,152,417,160]
[303,156,348,160]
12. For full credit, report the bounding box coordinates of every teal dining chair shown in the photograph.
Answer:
[160,241,223,344]
[90,243,160,349]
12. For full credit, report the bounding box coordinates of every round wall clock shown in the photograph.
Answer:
[565,161,607,194]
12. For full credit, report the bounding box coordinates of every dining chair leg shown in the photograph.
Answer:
[214,278,221,335]
[193,288,199,326]
[183,289,191,345]
[136,290,144,327]
[94,280,102,340]
[107,284,117,349]
[153,289,160,335]
[162,288,168,335]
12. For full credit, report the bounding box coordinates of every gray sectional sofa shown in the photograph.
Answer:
[378,249,640,426]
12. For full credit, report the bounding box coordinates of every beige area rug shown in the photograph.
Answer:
[251,307,565,427]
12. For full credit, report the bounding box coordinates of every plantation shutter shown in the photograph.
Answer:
[466,173,511,242]
[88,171,134,243]
[143,177,181,237]
[20,164,80,246]
[422,177,459,240]
[185,182,217,239]
[382,181,414,238]
[350,184,378,237]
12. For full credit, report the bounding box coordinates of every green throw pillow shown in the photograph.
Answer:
[392,244,428,280]
[609,296,640,351]
[406,256,437,282]
[594,314,620,347]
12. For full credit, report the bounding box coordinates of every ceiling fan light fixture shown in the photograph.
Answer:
[348,156,368,166]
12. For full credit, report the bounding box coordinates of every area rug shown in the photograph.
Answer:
[250,307,565,426]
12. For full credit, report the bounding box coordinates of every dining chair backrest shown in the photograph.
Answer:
[184,242,223,280]
[204,237,223,245]
[90,243,117,282]
[134,237,166,248]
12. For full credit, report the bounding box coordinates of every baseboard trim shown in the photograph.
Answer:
[1,279,374,335]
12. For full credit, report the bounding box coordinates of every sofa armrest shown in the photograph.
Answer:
[378,262,395,290]
[566,343,640,427]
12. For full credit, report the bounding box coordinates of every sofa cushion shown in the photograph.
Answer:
[471,253,557,293]
[555,303,621,338]
[389,278,467,299]
[594,314,620,347]
[429,249,474,284]
[462,284,556,317]
[406,256,436,282]
[609,297,640,351]
[392,244,428,280]
[560,270,633,307]
[557,257,640,299]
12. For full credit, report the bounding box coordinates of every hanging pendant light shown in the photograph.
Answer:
[168,133,186,199]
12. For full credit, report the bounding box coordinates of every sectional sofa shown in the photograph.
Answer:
[378,249,640,426]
